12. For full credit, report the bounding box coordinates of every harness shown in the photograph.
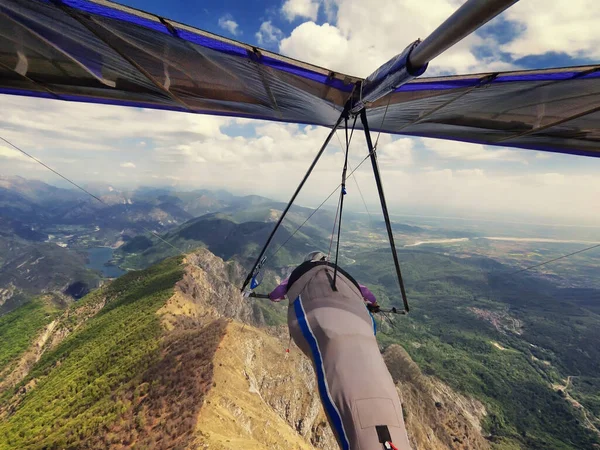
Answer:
[287,260,361,294]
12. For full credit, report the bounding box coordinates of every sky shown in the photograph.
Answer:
[2,0,600,226]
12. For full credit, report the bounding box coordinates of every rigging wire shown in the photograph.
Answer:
[507,242,600,276]
[270,102,392,263]
[327,122,351,263]
[241,113,348,292]
[373,95,393,151]
[381,310,398,330]
[360,108,409,312]
[0,135,186,257]
[269,144,379,259]
[327,191,342,260]
[1,136,105,204]
[332,115,357,287]
[335,131,373,226]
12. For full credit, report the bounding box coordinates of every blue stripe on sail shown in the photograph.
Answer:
[61,0,169,34]
[395,69,600,92]
[294,296,350,450]
[369,309,377,336]
[57,0,352,88]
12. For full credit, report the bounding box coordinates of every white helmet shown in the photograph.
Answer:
[304,251,328,262]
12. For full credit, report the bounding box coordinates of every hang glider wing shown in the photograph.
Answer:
[1,0,599,158]
[368,67,600,158]
[0,0,357,126]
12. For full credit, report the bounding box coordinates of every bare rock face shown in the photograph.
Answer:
[175,249,265,327]
[195,322,337,449]
[384,345,490,450]
[178,249,490,450]
[161,250,337,449]
[0,283,16,308]
[0,247,491,450]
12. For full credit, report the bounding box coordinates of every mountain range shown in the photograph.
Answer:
[0,249,492,450]
[1,175,600,449]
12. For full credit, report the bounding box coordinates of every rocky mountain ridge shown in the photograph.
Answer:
[0,248,490,449]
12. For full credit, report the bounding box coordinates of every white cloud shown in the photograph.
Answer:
[0,145,32,162]
[120,162,136,169]
[501,0,600,60]
[1,95,230,151]
[218,16,240,36]
[278,0,515,78]
[422,138,528,163]
[376,135,414,167]
[277,0,600,79]
[280,22,349,69]
[256,21,284,46]
[3,63,600,226]
[282,0,320,22]
[372,167,600,225]
[532,172,566,186]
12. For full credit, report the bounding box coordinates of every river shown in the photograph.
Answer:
[404,238,469,247]
[405,237,600,247]
[86,247,126,278]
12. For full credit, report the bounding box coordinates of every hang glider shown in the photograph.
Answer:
[1,0,599,158]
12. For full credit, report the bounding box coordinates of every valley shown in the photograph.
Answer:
[1,175,599,449]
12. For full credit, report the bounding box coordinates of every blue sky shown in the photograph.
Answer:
[2,0,600,225]
[116,0,598,70]
[117,0,277,37]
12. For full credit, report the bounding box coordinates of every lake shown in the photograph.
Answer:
[86,247,126,278]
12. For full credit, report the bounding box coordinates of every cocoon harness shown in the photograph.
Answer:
[286,261,411,450]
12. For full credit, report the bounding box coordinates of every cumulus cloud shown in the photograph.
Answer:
[0,145,32,162]
[218,15,240,36]
[280,22,349,69]
[422,138,528,163]
[277,0,600,78]
[256,21,284,46]
[375,135,414,166]
[282,0,320,22]
[371,167,600,225]
[120,162,136,169]
[3,68,600,225]
[501,0,600,60]
[279,0,515,77]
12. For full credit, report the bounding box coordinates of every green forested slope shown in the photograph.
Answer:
[0,256,225,450]
[117,213,321,270]
[351,248,600,449]
[0,297,60,378]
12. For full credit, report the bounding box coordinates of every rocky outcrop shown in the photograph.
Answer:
[385,345,489,450]
[157,250,336,448]
[190,322,337,449]
[0,248,491,449]
[0,283,19,310]
[166,249,490,450]
[169,249,265,328]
